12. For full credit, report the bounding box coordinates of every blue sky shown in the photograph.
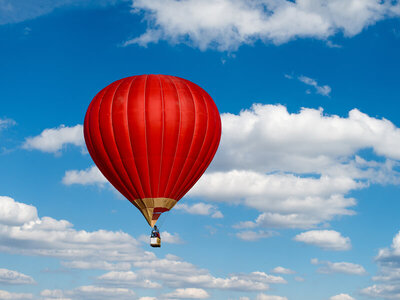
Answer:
[1,0,400,299]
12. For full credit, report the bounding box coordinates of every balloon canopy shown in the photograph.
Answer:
[84,75,221,227]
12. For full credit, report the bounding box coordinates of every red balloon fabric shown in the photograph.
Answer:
[84,75,221,227]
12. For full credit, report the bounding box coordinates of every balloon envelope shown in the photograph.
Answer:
[84,75,221,226]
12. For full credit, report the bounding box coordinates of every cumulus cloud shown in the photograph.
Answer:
[311,258,366,275]
[0,269,35,285]
[23,125,84,154]
[134,256,286,291]
[330,294,355,300]
[0,196,37,226]
[256,293,288,300]
[128,0,400,51]
[0,196,152,265]
[163,288,210,299]
[62,165,107,186]
[189,104,400,229]
[271,267,295,275]
[294,230,351,251]
[0,290,32,299]
[0,196,287,295]
[174,203,223,219]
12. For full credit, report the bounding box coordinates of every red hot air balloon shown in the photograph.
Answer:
[84,74,221,230]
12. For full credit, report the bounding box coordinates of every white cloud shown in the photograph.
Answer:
[0,196,38,226]
[0,196,289,295]
[97,271,161,288]
[128,0,400,51]
[163,288,209,299]
[361,284,400,299]
[271,267,295,275]
[139,297,157,300]
[236,230,277,242]
[161,231,184,244]
[0,290,32,299]
[212,104,400,172]
[189,104,400,229]
[311,258,366,275]
[62,165,107,186]
[256,293,288,300]
[41,286,136,300]
[134,257,286,291]
[23,124,84,154]
[297,75,331,96]
[0,196,153,265]
[294,230,351,251]
[0,118,16,130]
[174,203,223,218]
[330,294,355,300]
[193,171,358,229]
[362,230,400,298]
[0,268,35,285]
[61,260,131,271]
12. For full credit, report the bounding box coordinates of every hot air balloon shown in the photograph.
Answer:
[84,75,221,247]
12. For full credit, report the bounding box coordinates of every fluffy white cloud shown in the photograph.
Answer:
[311,258,366,275]
[297,75,331,96]
[193,171,358,229]
[62,165,107,186]
[330,294,355,300]
[163,288,210,299]
[236,230,277,242]
[23,125,84,154]
[294,230,351,251]
[256,293,288,300]
[0,196,152,265]
[134,256,286,291]
[0,196,288,295]
[0,196,37,226]
[0,290,32,299]
[213,104,400,172]
[189,104,400,229]
[271,267,295,275]
[0,269,35,285]
[41,286,135,300]
[128,0,400,51]
[174,203,223,219]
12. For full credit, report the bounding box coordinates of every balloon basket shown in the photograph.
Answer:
[150,237,161,248]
